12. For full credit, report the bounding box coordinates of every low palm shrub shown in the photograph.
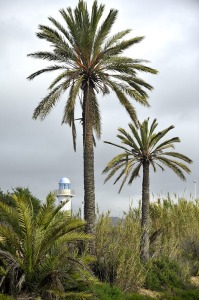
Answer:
[0,193,95,299]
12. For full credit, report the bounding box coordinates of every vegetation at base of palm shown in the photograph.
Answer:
[103,118,192,263]
[27,0,157,235]
[93,197,199,293]
[145,257,187,291]
[150,197,199,275]
[1,188,199,299]
[88,283,199,300]
[91,283,154,300]
[162,288,199,300]
[0,193,96,299]
[94,208,145,291]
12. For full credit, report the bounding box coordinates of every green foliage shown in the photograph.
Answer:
[0,187,41,214]
[28,1,157,139]
[162,288,199,300]
[94,197,199,294]
[0,295,13,300]
[103,118,192,263]
[145,257,187,291]
[150,197,199,275]
[0,192,95,299]
[93,283,124,300]
[92,283,154,300]
[103,118,192,193]
[94,209,145,291]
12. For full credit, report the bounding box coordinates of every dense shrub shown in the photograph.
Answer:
[0,295,13,300]
[145,257,187,291]
[163,288,199,300]
[92,283,154,300]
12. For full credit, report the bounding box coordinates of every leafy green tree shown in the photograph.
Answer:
[27,0,157,236]
[103,118,192,263]
[0,193,95,299]
[0,187,41,214]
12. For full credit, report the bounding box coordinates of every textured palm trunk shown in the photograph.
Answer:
[140,160,150,263]
[83,83,95,240]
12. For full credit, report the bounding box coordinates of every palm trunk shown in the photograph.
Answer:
[140,160,150,263]
[83,83,95,239]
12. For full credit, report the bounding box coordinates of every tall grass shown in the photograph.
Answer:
[150,197,199,274]
[94,208,145,292]
[94,197,199,292]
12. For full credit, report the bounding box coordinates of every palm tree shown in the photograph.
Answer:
[0,193,94,299]
[103,118,192,263]
[27,0,157,236]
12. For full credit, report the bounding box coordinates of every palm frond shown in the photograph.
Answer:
[48,16,74,45]
[104,141,130,153]
[104,29,131,49]
[105,36,145,57]
[48,70,76,90]
[128,123,143,148]
[140,118,149,150]
[162,152,192,164]
[27,65,65,80]
[107,79,138,125]
[93,8,118,58]
[62,78,82,150]
[36,24,67,47]
[27,51,62,62]
[155,157,189,180]
[150,125,175,148]
[152,137,180,152]
[117,166,131,193]
[128,163,142,184]
[131,63,158,74]
[33,79,71,120]
[90,1,105,40]
[92,92,101,139]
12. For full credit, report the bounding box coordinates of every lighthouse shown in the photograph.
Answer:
[55,177,75,214]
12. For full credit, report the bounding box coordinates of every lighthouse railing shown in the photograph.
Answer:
[54,189,75,197]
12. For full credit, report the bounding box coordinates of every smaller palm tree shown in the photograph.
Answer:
[0,193,95,299]
[103,118,192,263]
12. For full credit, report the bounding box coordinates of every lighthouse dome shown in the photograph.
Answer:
[59,177,70,184]
[59,177,71,190]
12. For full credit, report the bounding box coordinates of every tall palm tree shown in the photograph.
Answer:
[27,0,157,235]
[0,193,94,299]
[103,118,192,263]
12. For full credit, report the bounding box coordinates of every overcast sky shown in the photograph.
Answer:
[0,0,198,216]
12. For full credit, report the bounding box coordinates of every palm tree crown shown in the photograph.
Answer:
[103,118,192,192]
[27,0,157,148]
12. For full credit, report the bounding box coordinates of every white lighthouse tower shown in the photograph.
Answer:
[55,177,75,214]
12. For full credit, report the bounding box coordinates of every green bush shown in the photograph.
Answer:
[93,283,123,300]
[0,295,13,300]
[145,257,186,291]
[162,288,199,300]
[92,283,154,300]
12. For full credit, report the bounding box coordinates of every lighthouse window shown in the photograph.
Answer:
[59,182,71,190]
